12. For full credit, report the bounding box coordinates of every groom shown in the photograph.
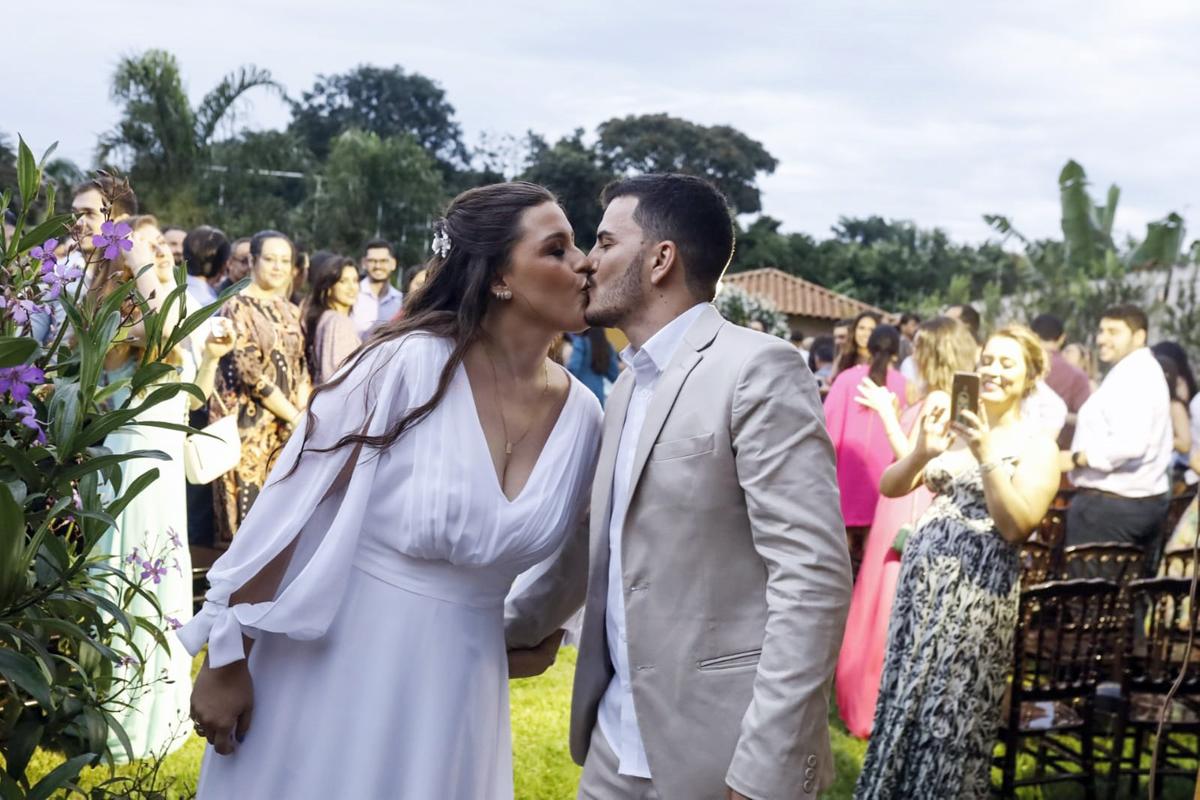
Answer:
[506,174,851,800]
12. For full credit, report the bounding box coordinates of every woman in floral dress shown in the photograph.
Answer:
[211,231,310,545]
[855,326,1061,799]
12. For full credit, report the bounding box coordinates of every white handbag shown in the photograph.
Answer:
[183,394,241,485]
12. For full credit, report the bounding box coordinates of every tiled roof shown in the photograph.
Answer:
[722,268,892,321]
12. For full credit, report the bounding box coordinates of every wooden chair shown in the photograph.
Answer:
[993,579,1123,799]
[1062,543,1146,585]
[1019,540,1055,587]
[1105,576,1200,799]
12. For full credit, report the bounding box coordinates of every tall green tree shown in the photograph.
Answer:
[200,130,316,238]
[97,49,280,223]
[289,65,467,168]
[315,130,444,265]
[595,114,778,214]
[520,130,615,248]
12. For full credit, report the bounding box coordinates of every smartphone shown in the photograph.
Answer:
[951,371,980,424]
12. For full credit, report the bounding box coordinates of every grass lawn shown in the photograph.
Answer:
[18,648,1198,798]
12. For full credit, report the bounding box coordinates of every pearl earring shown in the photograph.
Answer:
[494,289,512,301]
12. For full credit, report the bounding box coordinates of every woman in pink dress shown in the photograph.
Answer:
[836,316,978,738]
[825,324,907,573]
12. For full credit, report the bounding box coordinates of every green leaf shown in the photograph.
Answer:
[58,448,169,482]
[27,754,96,800]
[16,136,39,208]
[0,766,23,800]
[103,467,159,521]
[0,483,26,606]
[0,648,53,708]
[0,336,37,368]
[47,380,82,447]
[16,212,73,252]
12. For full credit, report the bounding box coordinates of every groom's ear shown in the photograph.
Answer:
[647,240,680,287]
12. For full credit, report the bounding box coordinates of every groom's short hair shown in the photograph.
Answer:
[601,173,734,301]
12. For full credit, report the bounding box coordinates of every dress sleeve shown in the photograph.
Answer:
[317,312,362,384]
[178,335,435,667]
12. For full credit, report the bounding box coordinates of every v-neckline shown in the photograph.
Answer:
[459,360,576,505]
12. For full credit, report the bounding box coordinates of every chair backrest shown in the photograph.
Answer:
[1126,576,1200,695]
[1165,489,1198,538]
[1019,540,1055,587]
[1013,578,1123,703]
[1062,542,1145,584]
[1162,548,1197,578]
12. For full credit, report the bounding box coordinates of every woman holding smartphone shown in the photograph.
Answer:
[854,325,1061,799]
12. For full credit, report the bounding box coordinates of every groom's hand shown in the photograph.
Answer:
[507,629,565,679]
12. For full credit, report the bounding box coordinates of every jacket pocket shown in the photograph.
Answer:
[696,648,762,671]
[651,432,715,462]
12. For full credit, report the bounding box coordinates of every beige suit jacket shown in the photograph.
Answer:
[507,305,851,800]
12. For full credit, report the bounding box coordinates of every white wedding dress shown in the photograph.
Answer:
[178,333,601,799]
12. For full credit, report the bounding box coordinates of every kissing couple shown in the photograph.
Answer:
[180,173,852,799]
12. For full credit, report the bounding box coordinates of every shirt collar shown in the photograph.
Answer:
[619,303,709,387]
[359,277,402,301]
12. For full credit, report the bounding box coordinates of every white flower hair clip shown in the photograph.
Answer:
[432,220,452,259]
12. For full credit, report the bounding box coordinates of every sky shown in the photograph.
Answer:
[6,0,1199,245]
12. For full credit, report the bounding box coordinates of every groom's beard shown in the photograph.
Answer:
[584,250,644,329]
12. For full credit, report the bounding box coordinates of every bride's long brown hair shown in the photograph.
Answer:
[281,181,557,477]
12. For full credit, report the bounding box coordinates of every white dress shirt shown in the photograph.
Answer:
[1021,380,1068,441]
[598,302,708,778]
[351,277,403,338]
[1070,347,1173,497]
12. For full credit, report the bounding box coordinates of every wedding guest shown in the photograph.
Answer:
[833,318,852,352]
[217,237,252,292]
[808,335,836,397]
[404,264,429,294]
[946,302,982,343]
[289,247,310,305]
[1155,354,1191,487]
[838,315,976,738]
[833,311,881,377]
[1021,380,1068,442]
[181,226,231,548]
[1062,342,1100,392]
[825,323,906,573]
[183,226,230,308]
[1152,341,1199,404]
[91,211,194,762]
[789,329,810,362]
[856,325,1060,798]
[897,311,920,370]
[304,252,362,385]
[1031,313,1092,448]
[352,238,404,338]
[566,327,620,404]
[163,225,187,268]
[1065,305,1173,569]
[210,230,310,546]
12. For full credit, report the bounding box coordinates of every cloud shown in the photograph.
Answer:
[4,0,1197,246]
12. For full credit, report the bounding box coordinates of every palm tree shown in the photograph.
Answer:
[97,50,281,221]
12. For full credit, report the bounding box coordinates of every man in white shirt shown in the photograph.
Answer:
[351,238,403,338]
[1065,304,1173,564]
[506,174,849,800]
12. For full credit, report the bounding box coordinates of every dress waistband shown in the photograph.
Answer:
[352,546,512,610]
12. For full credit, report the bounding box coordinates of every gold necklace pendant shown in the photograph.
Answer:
[505,442,513,456]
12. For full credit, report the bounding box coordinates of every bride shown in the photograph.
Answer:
[179,182,601,799]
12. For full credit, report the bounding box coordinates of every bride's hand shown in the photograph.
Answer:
[191,657,255,755]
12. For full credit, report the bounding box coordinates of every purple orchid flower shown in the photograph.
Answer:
[40,259,83,301]
[13,402,46,444]
[92,221,133,261]
[0,364,45,404]
[125,547,141,565]
[30,239,59,269]
[5,297,43,326]
[167,527,182,549]
[166,616,182,631]
[140,558,168,585]
[120,655,138,668]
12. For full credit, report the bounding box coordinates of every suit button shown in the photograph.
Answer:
[804,767,815,779]
[806,754,818,767]
[802,780,814,793]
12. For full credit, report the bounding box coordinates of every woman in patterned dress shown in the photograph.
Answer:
[211,230,311,545]
[854,326,1061,799]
